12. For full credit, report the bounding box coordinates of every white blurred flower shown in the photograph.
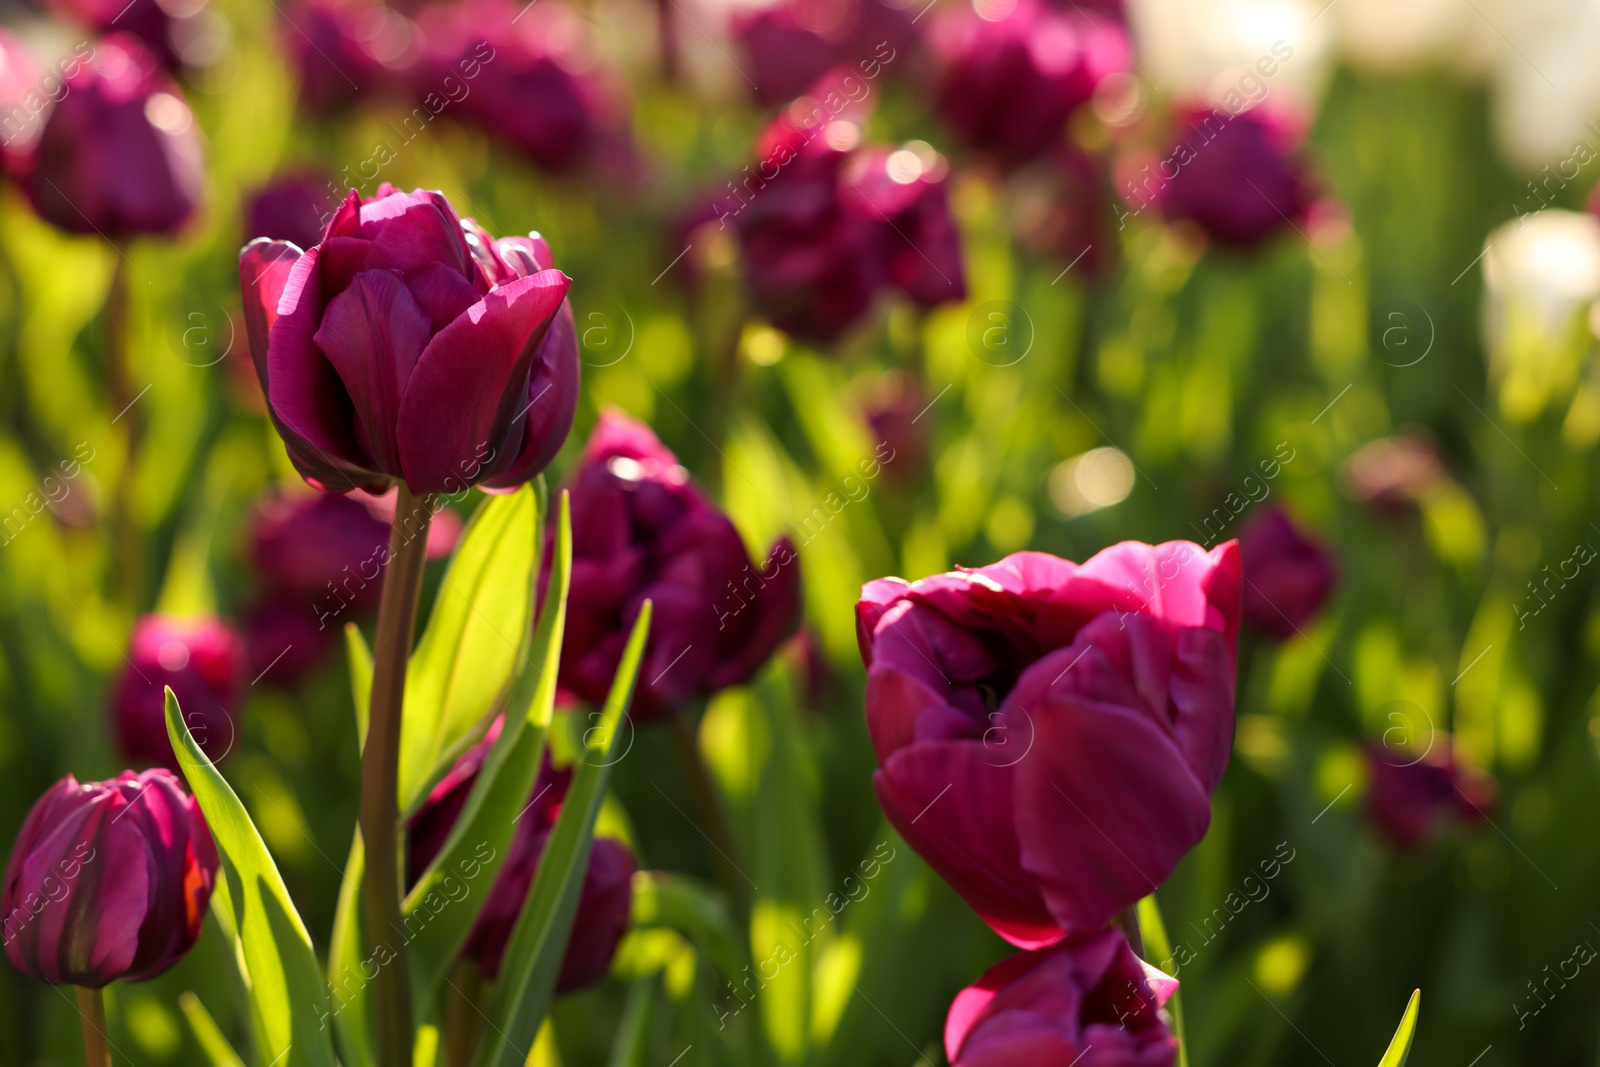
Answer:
[1481,209,1600,421]
[1127,0,1333,113]
[1332,0,1474,72]
[1482,0,1600,170]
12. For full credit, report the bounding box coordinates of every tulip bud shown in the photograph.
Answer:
[1365,741,1496,849]
[407,720,636,991]
[2,769,218,987]
[111,615,244,769]
[238,185,579,495]
[1238,504,1337,639]
[1480,209,1600,422]
[946,930,1178,1067]
[858,541,1240,948]
[283,0,417,113]
[554,411,802,719]
[732,0,915,106]
[22,34,203,237]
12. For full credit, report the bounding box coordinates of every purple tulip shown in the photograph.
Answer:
[1237,505,1337,639]
[407,719,636,991]
[283,0,417,113]
[1010,147,1116,278]
[238,184,578,495]
[732,0,913,106]
[46,0,199,71]
[845,145,966,308]
[861,369,927,485]
[111,615,245,769]
[945,930,1178,1067]
[244,598,338,688]
[2,769,218,987]
[1153,105,1316,249]
[21,34,203,237]
[0,29,44,173]
[928,0,1129,169]
[251,489,394,606]
[1365,742,1496,849]
[244,169,338,252]
[555,411,802,720]
[414,0,628,173]
[1338,432,1446,517]
[857,541,1241,948]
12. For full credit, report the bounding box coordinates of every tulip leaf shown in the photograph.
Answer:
[177,992,247,1067]
[1136,894,1189,1067]
[326,829,373,1067]
[606,974,657,1067]
[471,602,653,1067]
[346,622,372,751]
[404,492,573,1018]
[399,483,540,812]
[1377,989,1421,1067]
[630,870,745,984]
[165,688,337,1067]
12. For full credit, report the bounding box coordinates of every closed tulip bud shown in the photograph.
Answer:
[244,598,337,688]
[407,720,636,991]
[555,412,802,719]
[946,930,1178,1067]
[1365,741,1496,849]
[1153,105,1316,249]
[238,185,578,495]
[112,615,244,769]
[250,489,395,607]
[2,769,218,987]
[244,169,338,252]
[1237,504,1337,639]
[858,541,1240,947]
[929,0,1129,170]
[22,34,203,237]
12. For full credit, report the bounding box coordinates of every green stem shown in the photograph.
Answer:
[361,483,432,1065]
[442,958,483,1067]
[666,710,747,914]
[104,256,139,608]
[75,986,112,1067]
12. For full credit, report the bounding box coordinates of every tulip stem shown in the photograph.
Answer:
[1115,905,1145,960]
[74,986,112,1067]
[442,958,483,1067]
[361,483,433,1065]
[104,256,140,607]
[666,710,747,913]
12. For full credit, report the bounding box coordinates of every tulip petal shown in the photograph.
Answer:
[359,188,474,279]
[707,536,802,691]
[397,270,571,494]
[1170,627,1236,793]
[239,238,303,381]
[478,301,580,489]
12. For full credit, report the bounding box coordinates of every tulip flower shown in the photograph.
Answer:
[244,169,337,252]
[1338,431,1447,517]
[946,930,1178,1067]
[1151,105,1316,249]
[857,541,1241,947]
[1010,148,1116,278]
[112,615,245,768]
[928,0,1129,169]
[1365,742,1496,849]
[283,0,416,113]
[1237,504,1337,639]
[238,184,579,495]
[2,769,218,987]
[407,720,636,991]
[732,0,913,106]
[46,0,197,71]
[0,29,44,172]
[555,411,802,719]
[22,34,203,237]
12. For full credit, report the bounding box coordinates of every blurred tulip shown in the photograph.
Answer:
[414,0,630,173]
[1480,209,1600,422]
[2,769,217,987]
[22,34,203,237]
[250,489,394,607]
[1365,741,1496,848]
[1151,104,1317,248]
[112,615,244,768]
[554,411,801,720]
[732,0,913,106]
[1009,147,1116,278]
[0,29,44,172]
[243,169,336,251]
[928,0,1129,169]
[857,541,1240,947]
[244,598,337,688]
[860,368,927,483]
[1338,431,1447,516]
[946,929,1178,1066]
[283,0,417,113]
[846,144,965,307]
[46,0,202,71]
[238,185,578,495]
[407,721,636,990]
[1238,504,1337,639]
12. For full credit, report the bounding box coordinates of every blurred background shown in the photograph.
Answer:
[0,0,1599,1063]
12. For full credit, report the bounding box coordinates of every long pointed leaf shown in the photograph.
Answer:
[165,689,336,1067]
[178,992,247,1067]
[1136,894,1188,1067]
[346,622,372,751]
[405,491,573,1016]
[1377,989,1421,1067]
[326,830,373,1067]
[472,603,654,1067]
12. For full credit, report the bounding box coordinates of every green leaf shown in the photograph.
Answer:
[346,622,372,752]
[164,689,336,1067]
[1136,895,1189,1067]
[606,974,657,1067]
[630,871,745,983]
[326,829,373,1067]
[472,602,653,1067]
[177,992,247,1067]
[404,491,573,1017]
[1377,989,1421,1067]
[398,484,540,811]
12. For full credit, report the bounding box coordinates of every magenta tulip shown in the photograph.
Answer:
[22,34,203,237]
[238,184,578,495]
[928,0,1128,169]
[46,0,198,71]
[555,411,801,719]
[0,29,45,173]
[111,615,244,768]
[244,169,337,252]
[407,720,636,991]
[732,0,913,106]
[283,0,416,113]
[1366,742,1496,849]
[250,489,394,607]
[858,541,1241,948]
[1237,504,1337,639]
[946,930,1178,1067]
[1153,105,1316,248]
[2,770,217,987]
